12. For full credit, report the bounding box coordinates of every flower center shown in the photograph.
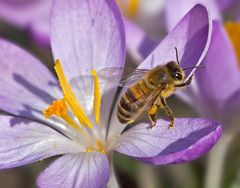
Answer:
[85,140,105,153]
[43,59,106,153]
[117,0,139,18]
[43,99,79,130]
[225,22,240,66]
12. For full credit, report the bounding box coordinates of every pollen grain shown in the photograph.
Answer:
[43,99,67,118]
[43,99,79,130]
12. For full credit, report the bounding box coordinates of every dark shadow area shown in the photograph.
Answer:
[181,24,209,77]
[138,35,158,60]
[10,115,31,127]
[159,125,215,155]
[48,80,60,89]
[7,107,70,140]
[0,21,29,48]
[9,104,43,127]
[13,73,55,104]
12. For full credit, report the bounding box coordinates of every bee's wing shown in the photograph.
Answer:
[97,67,150,87]
[69,67,150,99]
[122,86,164,115]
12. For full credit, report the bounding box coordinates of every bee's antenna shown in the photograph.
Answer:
[175,47,180,65]
[183,65,205,71]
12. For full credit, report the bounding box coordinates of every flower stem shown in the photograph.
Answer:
[204,133,234,188]
[107,156,119,188]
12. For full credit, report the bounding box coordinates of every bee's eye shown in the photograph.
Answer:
[173,72,182,80]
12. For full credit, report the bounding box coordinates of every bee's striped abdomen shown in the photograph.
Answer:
[117,79,152,124]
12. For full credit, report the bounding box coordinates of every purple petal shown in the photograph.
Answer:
[51,0,125,80]
[195,21,240,115]
[37,152,109,188]
[0,0,51,28]
[139,4,212,79]
[0,115,81,169]
[51,0,126,128]
[125,19,157,62]
[0,38,61,120]
[165,0,220,31]
[112,118,221,164]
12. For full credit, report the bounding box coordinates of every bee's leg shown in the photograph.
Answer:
[148,104,158,129]
[175,75,193,87]
[128,119,135,126]
[160,97,174,129]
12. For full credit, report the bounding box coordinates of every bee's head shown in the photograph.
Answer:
[166,61,185,84]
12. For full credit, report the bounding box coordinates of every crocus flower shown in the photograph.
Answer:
[162,0,240,131]
[120,1,240,186]
[163,1,240,187]
[175,7,240,188]
[124,0,238,63]
[0,0,221,187]
[193,21,240,131]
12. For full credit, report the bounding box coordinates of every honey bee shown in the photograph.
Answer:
[97,48,200,129]
[117,60,193,129]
